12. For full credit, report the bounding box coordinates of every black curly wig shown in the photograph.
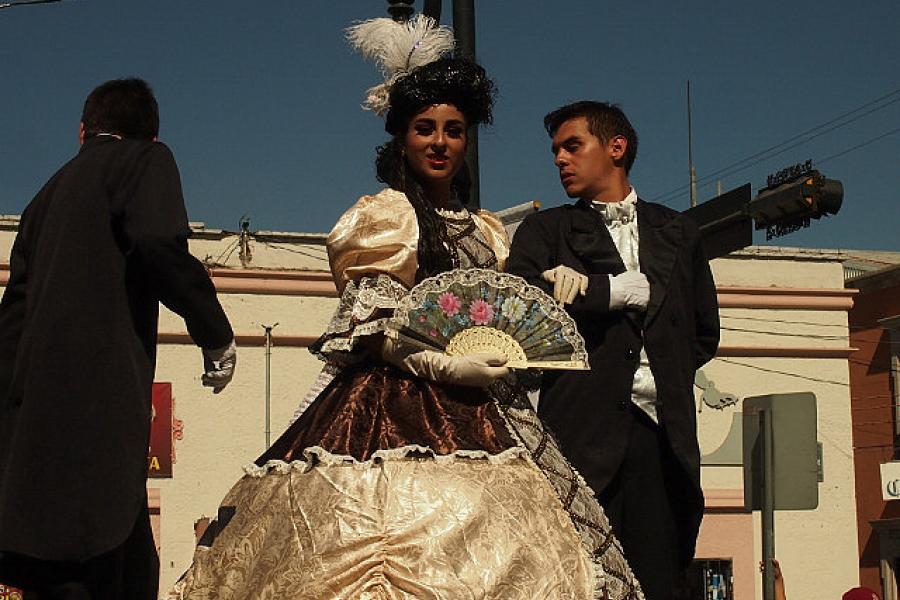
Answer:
[374,57,496,281]
[384,57,495,135]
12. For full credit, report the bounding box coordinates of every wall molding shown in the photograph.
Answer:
[0,264,858,306]
[704,488,748,511]
[158,331,856,358]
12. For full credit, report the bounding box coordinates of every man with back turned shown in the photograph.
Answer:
[0,78,236,599]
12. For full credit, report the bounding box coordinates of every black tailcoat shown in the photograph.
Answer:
[0,137,233,562]
[507,198,719,565]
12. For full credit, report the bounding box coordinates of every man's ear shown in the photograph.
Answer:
[609,135,628,161]
[78,122,86,146]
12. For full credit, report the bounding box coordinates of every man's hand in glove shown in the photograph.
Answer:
[608,270,650,311]
[202,339,237,394]
[541,265,588,305]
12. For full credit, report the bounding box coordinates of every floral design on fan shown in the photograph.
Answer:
[469,299,494,325]
[438,292,462,317]
[501,296,527,323]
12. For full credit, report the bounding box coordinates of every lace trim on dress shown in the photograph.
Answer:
[438,209,498,271]
[242,444,530,477]
[287,362,341,425]
[311,273,409,361]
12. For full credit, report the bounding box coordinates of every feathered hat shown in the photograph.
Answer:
[347,15,495,135]
[346,15,455,115]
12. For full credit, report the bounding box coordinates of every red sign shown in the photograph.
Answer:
[148,382,175,478]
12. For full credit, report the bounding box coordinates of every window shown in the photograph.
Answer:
[675,559,734,600]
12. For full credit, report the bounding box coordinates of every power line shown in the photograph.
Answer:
[721,315,861,329]
[209,236,241,267]
[715,358,849,386]
[721,325,900,347]
[652,86,900,205]
[656,88,900,203]
[721,325,849,340]
[259,241,330,262]
[815,125,900,167]
[658,106,900,206]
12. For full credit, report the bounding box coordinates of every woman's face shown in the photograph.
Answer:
[403,103,468,191]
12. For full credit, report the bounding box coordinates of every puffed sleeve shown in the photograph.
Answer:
[327,188,419,293]
[312,189,419,361]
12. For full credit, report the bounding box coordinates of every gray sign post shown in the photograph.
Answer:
[743,392,819,600]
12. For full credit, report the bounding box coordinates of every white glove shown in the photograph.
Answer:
[382,336,508,387]
[608,271,650,311]
[202,339,237,394]
[541,265,588,305]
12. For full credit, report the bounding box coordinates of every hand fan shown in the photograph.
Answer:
[389,268,589,370]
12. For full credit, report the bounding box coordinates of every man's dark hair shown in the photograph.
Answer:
[543,101,638,174]
[81,78,159,140]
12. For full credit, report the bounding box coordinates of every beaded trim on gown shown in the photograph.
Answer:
[168,189,643,600]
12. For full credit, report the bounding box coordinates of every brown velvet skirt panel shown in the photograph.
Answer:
[256,364,517,465]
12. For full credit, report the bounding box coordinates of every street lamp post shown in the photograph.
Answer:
[452,0,479,209]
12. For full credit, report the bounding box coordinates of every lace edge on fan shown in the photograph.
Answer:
[242,444,530,477]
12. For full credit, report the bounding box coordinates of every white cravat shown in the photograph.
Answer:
[592,189,659,424]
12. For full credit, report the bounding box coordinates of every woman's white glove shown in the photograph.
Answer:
[608,271,650,311]
[541,265,588,304]
[382,336,509,387]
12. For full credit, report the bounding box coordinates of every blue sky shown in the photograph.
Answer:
[1,0,898,251]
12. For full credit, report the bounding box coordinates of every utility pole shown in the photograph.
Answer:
[760,406,776,600]
[452,0,479,209]
[386,0,413,21]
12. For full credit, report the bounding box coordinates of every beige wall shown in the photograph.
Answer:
[154,234,339,590]
[695,250,858,599]
[0,221,861,597]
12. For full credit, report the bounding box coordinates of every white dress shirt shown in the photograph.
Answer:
[592,188,659,424]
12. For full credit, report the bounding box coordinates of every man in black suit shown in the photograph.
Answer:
[507,101,719,600]
[0,78,236,599]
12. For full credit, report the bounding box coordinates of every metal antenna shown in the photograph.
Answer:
[687,80,698,207]
[0,0,65,9]
[238,214,252,268]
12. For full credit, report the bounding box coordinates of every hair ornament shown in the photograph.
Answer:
[346,14,455,115]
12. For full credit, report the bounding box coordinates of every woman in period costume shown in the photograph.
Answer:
[170,17,642,600]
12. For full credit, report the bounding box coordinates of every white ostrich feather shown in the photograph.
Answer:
[346,15,455,114]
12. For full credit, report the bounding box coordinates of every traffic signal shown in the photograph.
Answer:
[683,162,843,254]
[748,170,843,239]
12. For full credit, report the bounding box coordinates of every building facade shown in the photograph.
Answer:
[847,262,900,598]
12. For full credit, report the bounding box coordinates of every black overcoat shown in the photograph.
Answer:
[0,137,233,562]
[507,198,719,564]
